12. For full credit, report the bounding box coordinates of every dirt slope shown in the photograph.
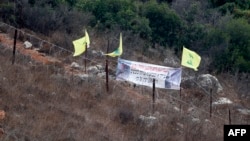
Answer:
[0,30,249,141]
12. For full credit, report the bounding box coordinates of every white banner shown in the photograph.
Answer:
[116,58,182,90]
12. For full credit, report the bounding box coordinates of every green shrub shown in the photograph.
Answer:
[209,18,250,73]
[141,1,183,47]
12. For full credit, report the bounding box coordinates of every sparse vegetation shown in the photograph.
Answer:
[0,0,249,141]
[1,0,249,73]
[0,33,249,140]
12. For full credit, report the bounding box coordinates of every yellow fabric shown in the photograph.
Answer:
[72,30,90,57]
[73,37,86,56]
[181,47,201,71]
[85,30,90,48]
[105,33,123,57]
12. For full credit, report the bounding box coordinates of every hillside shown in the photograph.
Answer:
[1,0,250,73]
[0,22,249,141]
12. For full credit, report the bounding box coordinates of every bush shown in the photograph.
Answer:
[210,0,250,9]
[141,1,183,47]
[77,0,136,29]
[0,2,15,25]
[208,18,250,73]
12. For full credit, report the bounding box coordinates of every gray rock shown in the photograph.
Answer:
[197,74,223,93]
[23,41,32,49]
[237,108,250,116]
[77,74,89,80]
[87,66,99,74]
[96,64,104,71]
[138,115,157,127]
[212,97,232,105]
[70,62,81,69]
[182,74,223,94]
[97,72,106,78]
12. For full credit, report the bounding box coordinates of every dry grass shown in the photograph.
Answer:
[0,35,249,141]
[0,45,221,141]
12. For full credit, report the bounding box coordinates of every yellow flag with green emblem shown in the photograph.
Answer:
[105,33,123,57]
[181,47,201,71]
[73,29,90,57]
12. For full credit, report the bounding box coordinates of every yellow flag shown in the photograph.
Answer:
[72,29,90,57]
[105,33,123,57]
[85,29,90,48]
[181,46,201,71]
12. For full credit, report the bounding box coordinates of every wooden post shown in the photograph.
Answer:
[12,0,18,65]
[12,29,18,65]
[210,88,212,118]
[152,78,156,113]
[105,39,110,92]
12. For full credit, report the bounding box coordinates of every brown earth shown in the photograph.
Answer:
[0,30,249,141]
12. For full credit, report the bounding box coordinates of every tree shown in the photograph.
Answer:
[210,18,250,72]
[141,0,183,47]
[225,18,250,72]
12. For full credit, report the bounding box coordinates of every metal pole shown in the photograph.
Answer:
[85,44,87,73]
[152,78,156,113]
[12,0,17,65]
[12,29,18,65]
[105,39,110,92]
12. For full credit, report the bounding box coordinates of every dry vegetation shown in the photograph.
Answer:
[0,25,249,141]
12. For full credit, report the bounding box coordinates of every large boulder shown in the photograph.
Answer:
[182,74,223,94]
[197,74,223,93]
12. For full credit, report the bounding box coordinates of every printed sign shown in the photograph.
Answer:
[116,58,182,90]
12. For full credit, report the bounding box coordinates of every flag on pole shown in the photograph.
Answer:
[181,46,201,71]
[85,29,90,48]
[73,29,90,57]
[105,33,122,57]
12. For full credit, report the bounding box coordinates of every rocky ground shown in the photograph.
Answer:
[0,26,249,140]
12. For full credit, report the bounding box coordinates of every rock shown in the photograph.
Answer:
[213,97,232,105]
[70,62,81,69]
[191,117,200,123]
[0,110,5,120]
[182,74,223,94]
[138,115,157,127]
[236,108,250,116]
[23,41,32,49]
[197,74,223,93]
[97,72,106,78]
[87,66,99,74]
[174,106,180,112]
[96,64,104,71]
[77,74,90,80]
